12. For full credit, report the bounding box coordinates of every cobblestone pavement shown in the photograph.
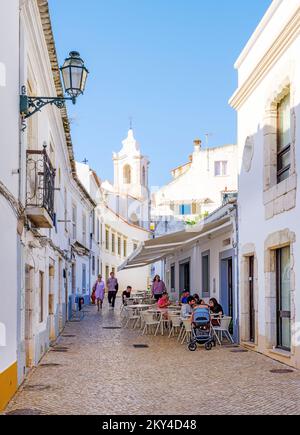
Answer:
[4,302,300,415]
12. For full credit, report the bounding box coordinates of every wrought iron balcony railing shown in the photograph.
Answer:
[26,147,55,226]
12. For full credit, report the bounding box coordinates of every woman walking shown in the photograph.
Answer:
[93,275,105,312]
[151,275,167,301]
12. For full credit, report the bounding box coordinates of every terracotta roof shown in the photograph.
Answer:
[37,0,96,208]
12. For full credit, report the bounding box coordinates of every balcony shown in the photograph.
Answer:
[26,148,55,228]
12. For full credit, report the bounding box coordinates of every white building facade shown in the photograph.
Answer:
[152,140,238,227]
[77,134,152,294]
[0,0,20,411]
[151,139,238,281]
[230,0,300,368]
[0,0,95,410]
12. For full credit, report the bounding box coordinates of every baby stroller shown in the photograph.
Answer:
[188,306,215,351]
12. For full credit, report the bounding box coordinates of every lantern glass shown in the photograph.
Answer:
[61,51,89,99]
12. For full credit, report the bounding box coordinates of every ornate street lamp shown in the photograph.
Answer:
[20,51,89,120]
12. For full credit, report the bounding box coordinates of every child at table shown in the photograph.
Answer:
[157,292,171,309]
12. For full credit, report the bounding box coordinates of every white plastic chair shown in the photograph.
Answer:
[120,298,135,316]
[123,307,140,329]
[213,316,234,345]
[181,319,192,344]
[141,312,160,335]
[168,314,182,338]
[155,312,172,336]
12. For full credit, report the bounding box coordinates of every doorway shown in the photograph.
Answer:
[249,256,255,343]
[48,263,55,341]
[72,263,76,294]
[276,246,291,351]
[25,265,34,369]
[64,267,69,322]
[221,257,233,318]
[179,260,190,293]
[220,250,237,340]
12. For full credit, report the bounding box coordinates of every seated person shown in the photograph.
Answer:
[157,292,171,309]
[209,298,224,326]
[122,286,132,305]
[181,290,191,304]
[193,293,201,305]
[181,297,194,318]
[209,298,224,316]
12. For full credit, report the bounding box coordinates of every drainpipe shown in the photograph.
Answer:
[17,3,25,384]
[230,202,240,344]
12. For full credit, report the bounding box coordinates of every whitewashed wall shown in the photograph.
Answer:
[153,143,238,220]
[231,0,300,366]
[0,0,19,388]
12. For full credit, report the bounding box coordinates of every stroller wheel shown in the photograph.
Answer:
[205,342,213,351]
[212,337,217,347]
[188,342,197,352]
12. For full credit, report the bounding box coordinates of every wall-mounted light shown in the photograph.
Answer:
[20,51,89,121]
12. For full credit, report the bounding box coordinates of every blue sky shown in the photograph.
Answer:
[49,0,272,187]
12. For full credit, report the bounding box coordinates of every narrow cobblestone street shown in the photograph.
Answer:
[4,302,300,416]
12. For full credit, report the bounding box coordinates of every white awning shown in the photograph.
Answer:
[118,216,232,271]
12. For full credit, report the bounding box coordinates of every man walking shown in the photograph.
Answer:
[107,271,119,309]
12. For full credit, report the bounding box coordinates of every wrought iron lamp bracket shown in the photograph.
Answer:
[20,86,75,126]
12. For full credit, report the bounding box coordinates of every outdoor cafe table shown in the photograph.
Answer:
[146,308,181,335]
[128,296,144,303]
[125,304,151,329]
[129,304,151,310]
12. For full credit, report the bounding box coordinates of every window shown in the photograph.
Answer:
[92,210,95,236]
[105,228,110,251]
[142,166,146,186]
[112,233,116,254]
[82,264,87,294]
[92,256,95,275]
[82,213,87,246]
[123,165,132,184]
[123,239,127,258]
[118,236,121,256]
[39,271,44,323]
[64,188,68,232]
[97,258,100,276]
[276,246,291,351]
[72,204,77,240]
[215,161,228,177]
[112,267,116,275]
[179,204,191,215]
[277,94,291,183]
[97,219,100,243]
[202,251,210,298]
[105,265,110,282]
[171,264,175,292]
[72,264,76,294]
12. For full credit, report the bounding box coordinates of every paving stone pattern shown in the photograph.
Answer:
[4,303,300,415]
